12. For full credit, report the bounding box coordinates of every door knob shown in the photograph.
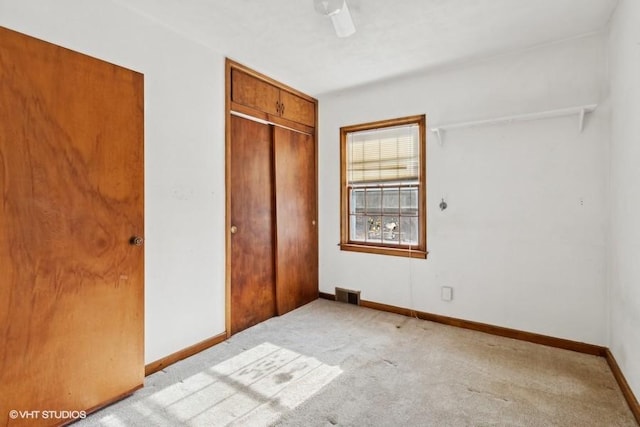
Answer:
[230,225,238,234]
[130,236,144,246]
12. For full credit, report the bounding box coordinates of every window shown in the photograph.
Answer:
[340,115,427,258]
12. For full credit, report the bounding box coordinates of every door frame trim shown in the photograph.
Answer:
[231,110,314,136]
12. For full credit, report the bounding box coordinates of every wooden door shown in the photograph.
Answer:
[229,115,277,334]
[274,127,318,315]
[0,27,144,426]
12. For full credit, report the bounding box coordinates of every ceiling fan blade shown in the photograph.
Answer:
[330,1,356,37]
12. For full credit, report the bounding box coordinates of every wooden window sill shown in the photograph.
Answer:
[340,243,428,259]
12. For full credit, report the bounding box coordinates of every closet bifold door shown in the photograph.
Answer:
[273,126,319,315]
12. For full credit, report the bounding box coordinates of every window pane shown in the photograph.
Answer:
[400,217,418,245]
[382,216,400,244]
[400,187,418,216]
[350,215,366,242]
[366,216,382,243]
[350,189,365,214]
[382,188,400,215]
[365,189,381,214]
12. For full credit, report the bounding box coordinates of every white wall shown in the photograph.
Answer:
[608,0,640,398]
[0,0,624,371]
[0,0,227,363]
[319,34,610,345]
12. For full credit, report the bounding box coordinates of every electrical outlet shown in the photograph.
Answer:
[441,286,453,302]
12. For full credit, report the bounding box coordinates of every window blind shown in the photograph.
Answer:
[347,123,420,184]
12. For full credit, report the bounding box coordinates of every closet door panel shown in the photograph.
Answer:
[229,115,277,334]
[274,127,318,315]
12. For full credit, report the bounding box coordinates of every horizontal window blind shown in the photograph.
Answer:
[347,123,420,185]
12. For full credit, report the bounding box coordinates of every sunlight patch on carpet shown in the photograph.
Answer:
[124,342,341,426]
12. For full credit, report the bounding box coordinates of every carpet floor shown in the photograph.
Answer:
[76,299,637,426]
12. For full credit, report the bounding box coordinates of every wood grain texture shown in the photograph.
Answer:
[226,59,319,336]
[230,64,316,129]
[230,102,315,136]
[0,27,144,427]
[279,90,315,128]
[274,127,319,315]
[231,69,280,117]
[229,115,277,334]
[227,59,317,105]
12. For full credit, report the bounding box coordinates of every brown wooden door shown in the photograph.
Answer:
[0,27,144,426]
[274,127,318,315]
[229,115,277,334]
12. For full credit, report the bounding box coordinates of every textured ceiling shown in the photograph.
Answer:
[117,0,618,96]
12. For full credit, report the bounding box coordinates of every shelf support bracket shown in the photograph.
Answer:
[578,108,586,133]
[433,128,443,146]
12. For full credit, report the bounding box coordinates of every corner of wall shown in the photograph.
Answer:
[606,0,640,402]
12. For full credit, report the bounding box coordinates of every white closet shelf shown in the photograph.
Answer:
[431,103,598,146]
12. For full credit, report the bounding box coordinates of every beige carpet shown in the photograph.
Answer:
[77,299,637,426]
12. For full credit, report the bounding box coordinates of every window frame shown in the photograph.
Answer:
[340,114,427,259]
